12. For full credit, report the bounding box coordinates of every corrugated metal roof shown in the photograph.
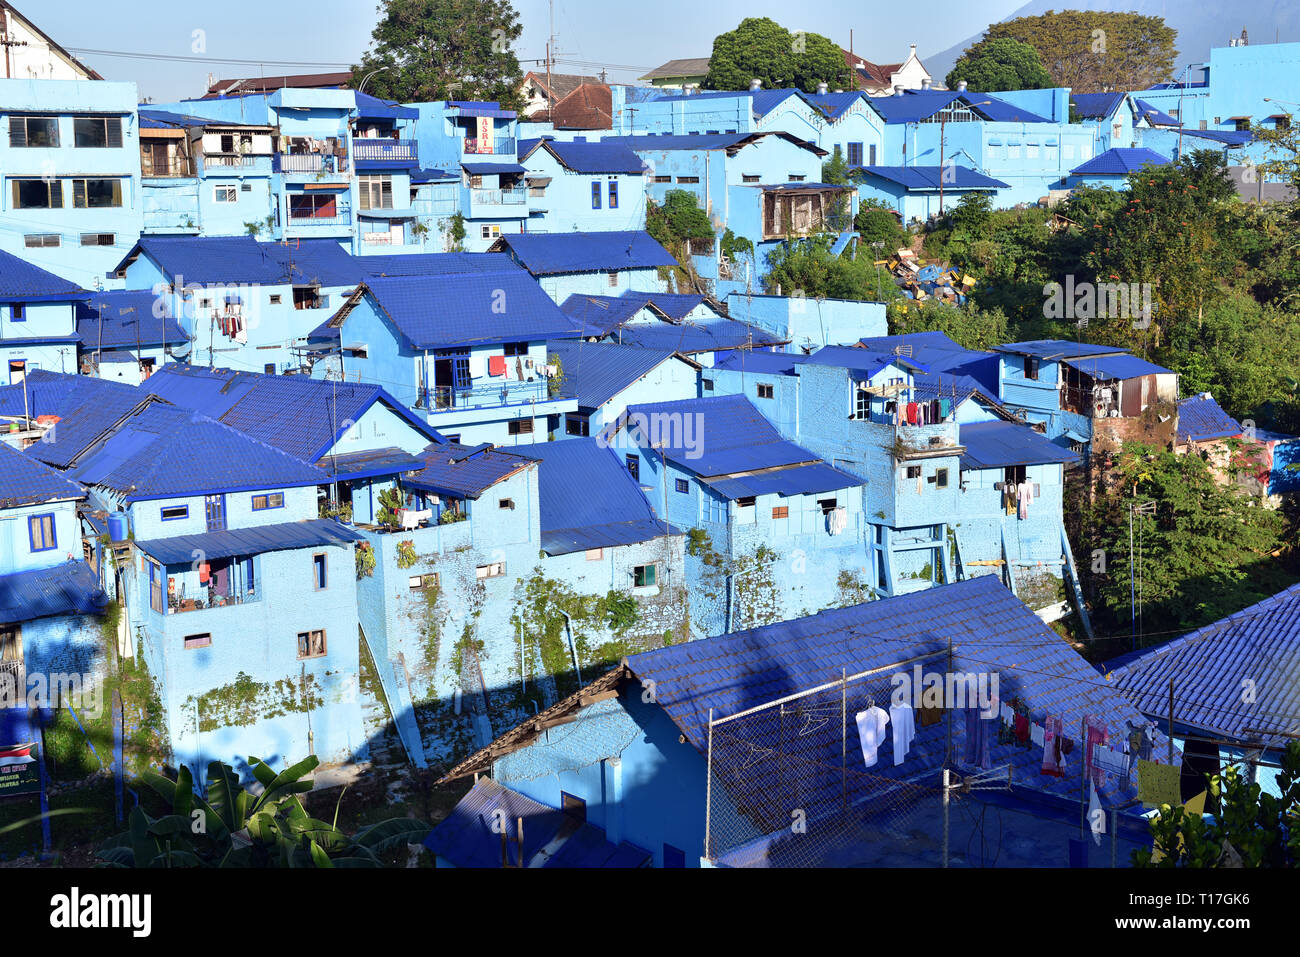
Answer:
[1104,582,1300,746]
[622,394,822,477]
[1062,354,1172,380]
[27,391,154,470]
[136,518,363,565]
[460,162,525,174]
[316,447,425,479]
[958,420,1080,470]
[140,365,441,463]
[0,370,141,425]
[357,252,523,278]
[360,273,582,350]
[625,574,1175,806]
[1177,393,1241,443]
[558,294,653,336]
[410,167,459,183]
[0,561,108,626]
[70,403,327,500]
[519,138,646,174]
[353,90,418,120]
[858,332,990,373]
[603,319,784,354]
[710,350,801,376]
[858,165,1009,191]
[75,290,189,349]
[259,239,367,287]
[991,339,1125,360]
[0,247,86,301]
[116,235,286,285]
[705,461,863,500]
[806,91,868,120]
[526,438,679,555]
[406,441,535,499]
[491,231,677,275]
[1070,147,1170,176]
[867,90,1051,124]
[0,442,86,509]
[618,291,709,320]
[1131,98,1179,127]
[546,341,678,410]
[423,777,649,867]
[1174,128,1253,147]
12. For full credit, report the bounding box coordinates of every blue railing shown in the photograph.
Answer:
[354,139,418,163]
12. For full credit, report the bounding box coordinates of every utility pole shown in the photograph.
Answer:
[1128,499,1156,650]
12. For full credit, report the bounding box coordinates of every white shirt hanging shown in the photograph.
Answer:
[854,706,890,768]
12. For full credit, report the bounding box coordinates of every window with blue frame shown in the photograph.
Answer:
[251,492,285,511]
[591,181,601,209]
[703,496,725,524]
[160,505,188,522]
[313,553,327,590]
[11,304,25,322]
[28,513,56,551]
[675,478,689,494]
[608,180,618,208]
[847,142,863,166]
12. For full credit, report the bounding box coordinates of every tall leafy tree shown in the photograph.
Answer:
[352,0,525,109]
[945,36,1051,92]
[984,10,1176,93]
[705,18,847,93]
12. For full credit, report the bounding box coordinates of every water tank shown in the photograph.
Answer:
[107,512,129,543]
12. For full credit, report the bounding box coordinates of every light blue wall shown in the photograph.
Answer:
[0,500,82,573]
[723,293,887,352]
[0,79,143,288]
[521,145,646,233]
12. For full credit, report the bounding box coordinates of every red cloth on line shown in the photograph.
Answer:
[905,402,918,425]
[488,355,507,377]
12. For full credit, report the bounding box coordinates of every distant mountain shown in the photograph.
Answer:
[924,0,1300,88]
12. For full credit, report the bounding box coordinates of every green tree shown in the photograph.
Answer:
[704,18,847,93]
[352,0,524,109]
[984,10,1177,93]
[1134,741,1300,867]
[854,198,908,252]
[945,37,1051,92]
[887,299,1009,350]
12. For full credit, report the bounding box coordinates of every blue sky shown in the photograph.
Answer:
[35,0,1021,102]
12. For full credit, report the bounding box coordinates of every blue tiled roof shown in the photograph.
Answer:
[1177,393,1241,443]
[1174,128,1253,147]
[116,236,286,285]
[1103,582,1300,746]
[0,442,85,508]
[546,341,682,410]
[858,332,989,373]
[602,132,751,152]
[621,394,821,477]
[1131,98,1179,127]
[259,240,366,287]
[519,138,646,174]
[867,90,1051,124]
[405,442,535,499]
[1070,147,1170,176]
[992,339,1125,359]
[75,290,189,349]
[601,320,784,354]
[959,420,1080,470]
[140,364,441,462]
[0,561,108,625]
[858,165,1009,191]
[625,574,1175,806]
[527,438,680,555]
[356,273,582,350]
[492,231,677,275]
[619,292,710,320]
[357,252,523,278]
[316,447,425,480]
[136,518,363,565]
[1070,92,1126,119]
[1062,354,1172,380]
[559,294,654,336]
[0,247,85,301]
[26,390,154,470]
[424,777,649,867]
[911,371,1004,412]
[138,108,221,129]
[799,343,915,377]
[70,404,327,501]
[0,370,140,423]
[710,350,801,376]
[446,101,515,119]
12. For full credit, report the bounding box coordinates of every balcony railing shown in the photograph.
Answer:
[275,153,350,175]
[353,139,418,162]
[167,589,259,614]
[471,187,527,206]
[204,153,262,168]
[463,137,516,155]
[142,156,196,177]
[421,377,550,411]
[286,211,352,227]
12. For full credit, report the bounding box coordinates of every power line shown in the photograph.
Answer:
[67,47,353,68]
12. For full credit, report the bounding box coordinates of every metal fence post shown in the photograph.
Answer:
[704,707,714,863]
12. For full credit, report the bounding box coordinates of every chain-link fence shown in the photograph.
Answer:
[703,653,1136,867]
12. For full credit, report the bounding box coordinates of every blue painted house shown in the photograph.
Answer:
[437,576,1174,867]
[313,265,579,445]
[0,246,86,381]
[724,292,887,354]
[517,137,647,233]
[75,289,189,384]
[546,340,699,437]
[604,393,868,634]
[488,230,676,302]
[0,78,143,288]
[1064,147,1171,189]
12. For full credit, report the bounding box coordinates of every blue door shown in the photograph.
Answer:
[205,494,226,531]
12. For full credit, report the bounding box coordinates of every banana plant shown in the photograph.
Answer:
[98,756,430,867]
